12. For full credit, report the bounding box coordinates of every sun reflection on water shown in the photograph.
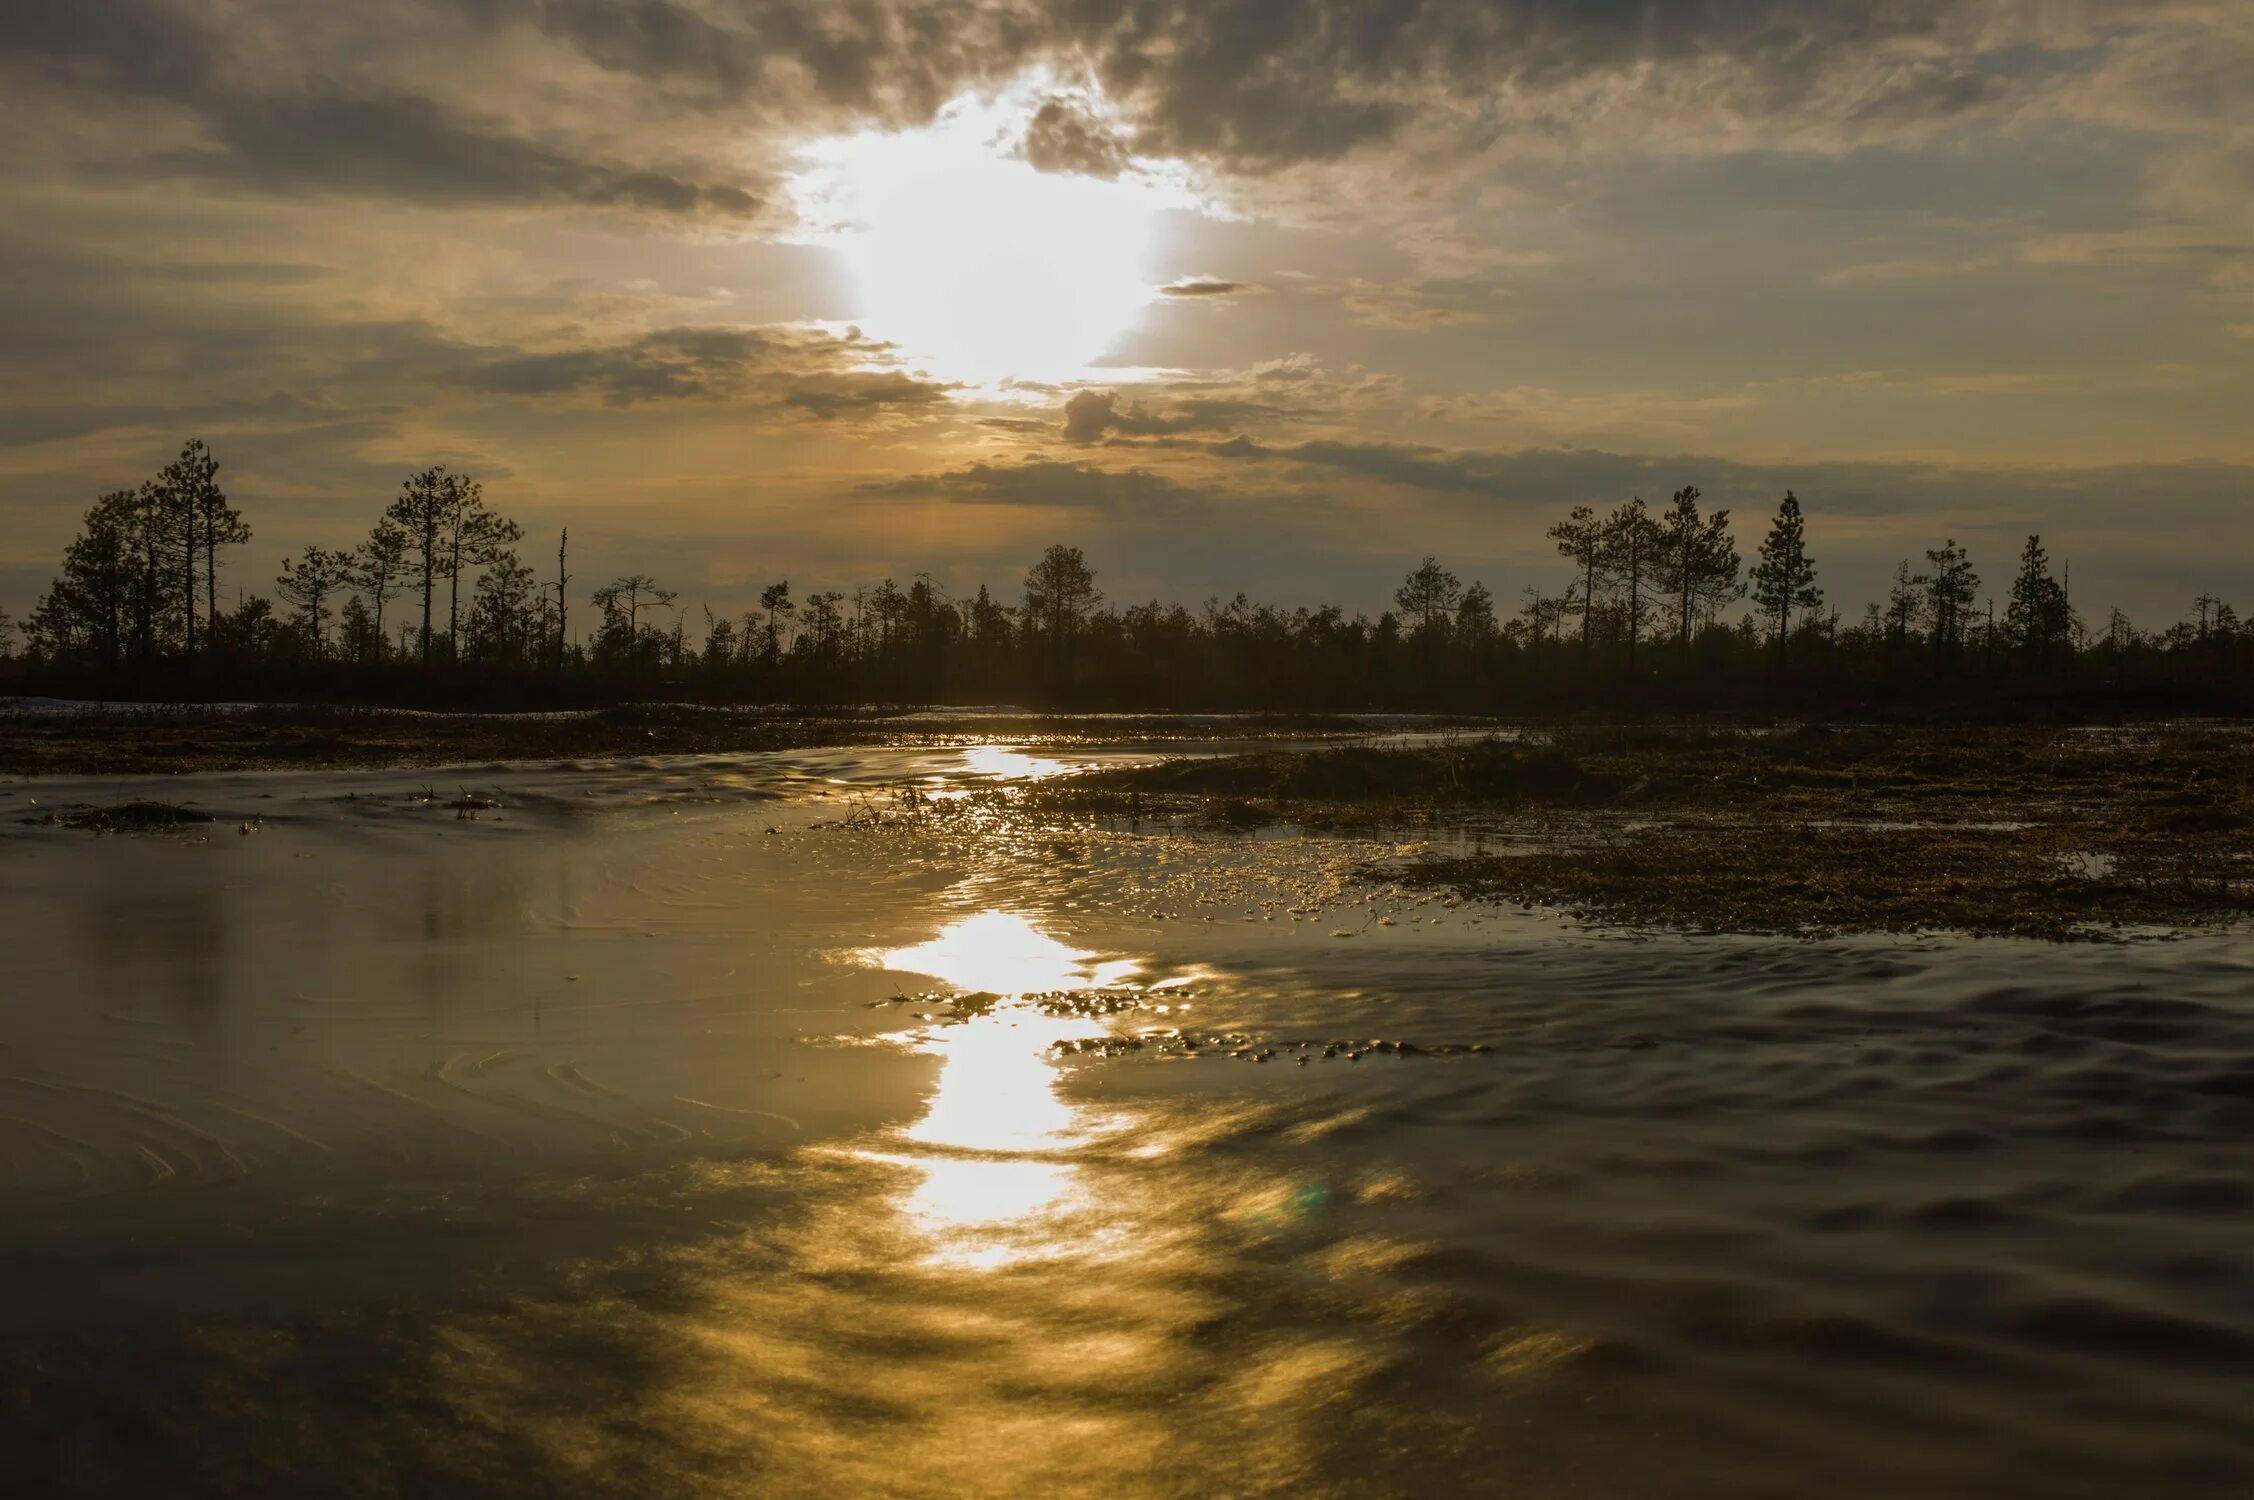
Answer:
[863,911,1140,1268]
[955,744,1074,782]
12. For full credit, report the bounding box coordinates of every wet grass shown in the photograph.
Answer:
[1047,724,2254,940]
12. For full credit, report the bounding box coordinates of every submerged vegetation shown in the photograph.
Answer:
[7,441,2253,717]
[1043,725,2254,940]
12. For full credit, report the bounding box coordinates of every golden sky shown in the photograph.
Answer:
[1,1,2249,622]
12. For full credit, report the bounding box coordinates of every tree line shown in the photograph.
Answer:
[3,439,2246,713]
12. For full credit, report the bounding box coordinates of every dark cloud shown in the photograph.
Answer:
[1022,96,1133,177]
[0,0,218,98]
[1160,277,1254,297]
[865,458,1198,509]
[480,0,1038,120]
[458,325,954,412]
[135,87,764,220]
[0,0,2228,214]
[784,372,959,418]
[1052,0,2045,167]
[1062,389,1282,444]
[0,0,762,221]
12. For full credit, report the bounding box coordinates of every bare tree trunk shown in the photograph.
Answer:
[182,510,197,657]
[556,530,570,670]
[204,513,218,647]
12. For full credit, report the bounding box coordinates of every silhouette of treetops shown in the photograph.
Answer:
[12,440,2252,713]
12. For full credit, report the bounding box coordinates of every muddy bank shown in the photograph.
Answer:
[0,702,1406,777]
[1047,724,2254,939]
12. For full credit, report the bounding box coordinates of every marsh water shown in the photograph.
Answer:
[2,733,2250,1497]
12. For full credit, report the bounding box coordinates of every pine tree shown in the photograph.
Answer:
[1395,558,1463,643]
[1600,497,1663,670]
[1883,560,1922,651]
[441,477,522,665]
[274,545,356,661]
[2004,534,2073,670]
[1921,539,1980,669]
[385,467,456,668]
[353,520,409,662]
[1655,485,1742,661]
[1751,491,1822,659]
[1547,504,1605,660]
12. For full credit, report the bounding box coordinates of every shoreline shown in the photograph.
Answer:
[0,701,1444,778]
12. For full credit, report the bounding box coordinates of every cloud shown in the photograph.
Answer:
[17,1,2233,203]
[163,88,765,220]
[1022,96,1133,178]
[864,458,1200,509]
[1160,277,1256,297]
[784,371,960,418]
[1060,389,1283,444]
[0,0,765,223]
[457,325,956,413]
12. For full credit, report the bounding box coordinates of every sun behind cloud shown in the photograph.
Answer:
[787,80,1201,389]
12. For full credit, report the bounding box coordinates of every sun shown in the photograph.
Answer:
[789,84,1194,388]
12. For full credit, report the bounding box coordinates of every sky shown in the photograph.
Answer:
[1,0,2249,629]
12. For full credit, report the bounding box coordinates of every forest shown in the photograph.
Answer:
[4,438,2247,715]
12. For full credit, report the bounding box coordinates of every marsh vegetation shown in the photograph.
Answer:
[1039,724,2254,939]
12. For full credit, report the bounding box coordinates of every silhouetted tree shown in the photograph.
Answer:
[2004,534,2074,670]
[590,573,678,667]
[552,529,572,668]
[1883,560,1922,652]
[1024,544,1100,684]
[758,582,793,666]
[30,491,139,666]
[1025,544,1099,640]
[1395,557,1462,635]
[353,520,409,662]
[154,442,223,655]
[274,545,356,661]
[385,467,462,668]
[1922,539,1979,670]
[441,477,521,664]
[1655,485,1741,662]
[1456,581,1497,648]
[466,550,541,666]
[1600,497,1662,671]
[338,592,381,663]
[1751,491,1822,660]
[179,441,248,644]
[1548,504,1605,660]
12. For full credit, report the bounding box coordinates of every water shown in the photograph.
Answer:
[2,739,2249,1497]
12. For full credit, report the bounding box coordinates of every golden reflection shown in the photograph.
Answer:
[862,911,1138,1268]
[878,908,1138,996]
[955,744,1073,782]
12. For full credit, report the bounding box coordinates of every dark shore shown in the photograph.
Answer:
[0,703,897,776]
[0,701,1419,777]
[1043,724,2254,940]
